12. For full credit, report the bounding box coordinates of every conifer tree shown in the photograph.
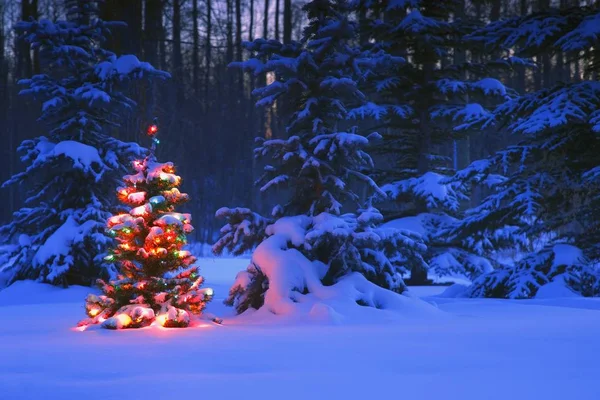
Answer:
[451,6,600,298]
[216,0,426,314]
[0,0,169,287]
[351,0,521,282]
[79,122,213,329]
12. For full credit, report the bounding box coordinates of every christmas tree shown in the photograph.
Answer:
[79,123,213,329]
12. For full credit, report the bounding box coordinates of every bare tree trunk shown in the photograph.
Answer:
[235,0,244,95]
[236,0,243,61]
[172,0,183,74]
[263,0,270,38]
[249,0,255,41]
[17,0,36,79]
[172,0,184,106]
[283,0,291,43]
[539,0,552,86]
[144,0,162,66]
[226,0,234,64]
[101,0,141,55]
[192,0,200,96]
[517,0,528,92]
[454,0,469,172]
[205,0,212,111]
[275,0,280,41]
[0,1,13,221]
[490,0,501,22]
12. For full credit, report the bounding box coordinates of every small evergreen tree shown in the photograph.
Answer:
[216,0,426,315]
[0,0,169,287]
[79,127,212,329]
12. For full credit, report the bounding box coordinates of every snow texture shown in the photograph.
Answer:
[0,257,599,400]
[226,212,428,316]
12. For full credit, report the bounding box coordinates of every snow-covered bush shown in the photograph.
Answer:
[225,211,427,314]
[0,0,169,287]
[225,214,434,319]
[465,244,593,299]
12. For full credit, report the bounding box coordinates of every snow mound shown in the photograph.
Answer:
[535,275,579,299]
[0,280,94,306]
[552,244,584,267]
[438,283,470,298]
[227,219,440,324]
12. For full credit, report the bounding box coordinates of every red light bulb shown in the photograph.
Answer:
[147,124,158,136]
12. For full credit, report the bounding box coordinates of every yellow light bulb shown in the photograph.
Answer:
[156,314,168,326]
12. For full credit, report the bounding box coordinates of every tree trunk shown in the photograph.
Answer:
[100,0,141,54]
[263,0,270,38]
[539,0,552,86]
[249,0,255,41]
[192,0,201,97]
[17,0,36,79]
[358,0,368,46]
[236,0,243,62]
[226,0,234,64]
[517,0,528,92]
[454,0,470,172]
[144,0,162,66]
[205,0,212,111]
[275,0,280,41]
[172,0,184,103]
[283,0,291,43]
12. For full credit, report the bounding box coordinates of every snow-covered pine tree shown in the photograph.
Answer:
[450,6,600,298]
[79,141,213,330]
[350,0,520,283]
[216,0,427,315]
[0,1,169,287]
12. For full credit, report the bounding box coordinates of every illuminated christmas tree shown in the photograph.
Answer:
[79,122,212,329]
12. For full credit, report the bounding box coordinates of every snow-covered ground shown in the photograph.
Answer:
[1,257,599,400]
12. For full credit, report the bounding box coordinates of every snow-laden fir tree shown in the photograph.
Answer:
[215,0,427,315]
[449,6,600,298]
[79,146,213,329]
[349,0,523,282]
[0,0,169,287]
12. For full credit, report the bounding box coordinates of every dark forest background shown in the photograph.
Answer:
[0,0,593,243]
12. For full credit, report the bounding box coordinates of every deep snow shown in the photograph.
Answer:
[1,257,599,400]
